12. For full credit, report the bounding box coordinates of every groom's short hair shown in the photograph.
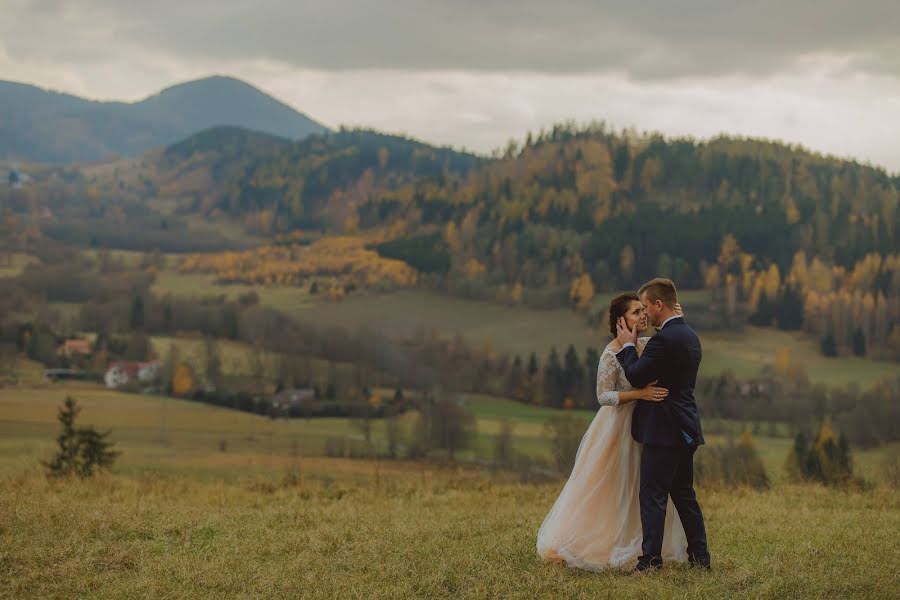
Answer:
[639,278,678,308]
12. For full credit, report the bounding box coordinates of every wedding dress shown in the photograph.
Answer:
[536,337,688,571]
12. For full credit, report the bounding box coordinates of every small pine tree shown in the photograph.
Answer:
[774,285,804,331]
[543,347,564,408]
[750,293,773,326]
[836,433,852,474]
[526,352,539,378]
[44,397,119,478]
[784,432,808,482]
[44,397,81,477]
[852,328,866,357]
[820,331,838,357]
[75,427,119,478]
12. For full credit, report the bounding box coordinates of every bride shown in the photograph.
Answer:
[536,292,688,571]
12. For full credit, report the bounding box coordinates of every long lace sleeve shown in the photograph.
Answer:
[596,351,620,406]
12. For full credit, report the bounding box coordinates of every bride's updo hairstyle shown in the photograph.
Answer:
[608,292,641,336]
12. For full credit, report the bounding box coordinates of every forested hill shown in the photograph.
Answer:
[192,123,896,288]
[15,121,898,294]
[0,76,328,163]
[197,128,486,230]
[163,126,292,160]
[7,121,899,354]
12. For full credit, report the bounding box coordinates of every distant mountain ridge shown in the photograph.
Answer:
[0,76,329,163]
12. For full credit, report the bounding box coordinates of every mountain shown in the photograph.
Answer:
[0,76,329,163]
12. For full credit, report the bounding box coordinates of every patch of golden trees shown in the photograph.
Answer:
[707,233,900,355]
[178,236,418,291]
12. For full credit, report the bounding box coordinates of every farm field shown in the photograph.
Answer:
[152,271,313,311]
[282,289,895,389]
[147,261,895,390]
[0,385,891,483]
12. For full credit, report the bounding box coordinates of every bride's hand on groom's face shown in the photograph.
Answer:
[615,316,639,347]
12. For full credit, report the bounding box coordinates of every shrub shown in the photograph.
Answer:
[695,431,769,489]
[418,391,476,459]
[784,420,856,486]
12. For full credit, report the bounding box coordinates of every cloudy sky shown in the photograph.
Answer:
[2,0,899,170]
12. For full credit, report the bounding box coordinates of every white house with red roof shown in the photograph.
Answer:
[104,360,162,389]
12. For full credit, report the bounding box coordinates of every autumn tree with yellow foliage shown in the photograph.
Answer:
[568,273,595,312]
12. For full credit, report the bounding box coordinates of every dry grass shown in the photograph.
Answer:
[1,385,898,597]
[0,466,897,599]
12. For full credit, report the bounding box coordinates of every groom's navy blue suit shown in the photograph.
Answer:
[616,316,710,569]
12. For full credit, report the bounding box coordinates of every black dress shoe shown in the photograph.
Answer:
[688,555,712,570]
[633,561,662,574]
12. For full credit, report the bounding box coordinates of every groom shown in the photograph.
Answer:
[615,278,711,572]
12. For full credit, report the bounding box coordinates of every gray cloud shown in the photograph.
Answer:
[1,0,898,171]
[3,0,899,78]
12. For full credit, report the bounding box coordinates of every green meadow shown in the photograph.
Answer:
[149,269,897,389]
[0,385,891,483]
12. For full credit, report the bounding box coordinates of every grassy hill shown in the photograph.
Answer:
[1,385,897,597]
[0,385,892,482]
[0,383,897,598]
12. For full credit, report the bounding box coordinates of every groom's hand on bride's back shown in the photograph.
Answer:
[615,316,639,348]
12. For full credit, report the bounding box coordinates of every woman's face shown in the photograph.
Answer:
[623,300,648,332]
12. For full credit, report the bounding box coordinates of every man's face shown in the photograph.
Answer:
[640,293,663,327]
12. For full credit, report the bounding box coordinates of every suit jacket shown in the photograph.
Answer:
[616,317,705,447]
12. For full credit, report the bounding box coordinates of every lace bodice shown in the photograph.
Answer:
[596,337,650,406]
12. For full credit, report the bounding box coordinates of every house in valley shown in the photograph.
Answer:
[271,388,316,412]
[57,339,92,358]
[104,360,162,389]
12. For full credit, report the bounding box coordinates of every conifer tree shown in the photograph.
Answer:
[44,397,119,478]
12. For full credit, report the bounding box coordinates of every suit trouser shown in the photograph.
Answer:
[639,444,710,566]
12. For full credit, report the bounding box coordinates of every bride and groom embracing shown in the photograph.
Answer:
[537,278,711,573]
